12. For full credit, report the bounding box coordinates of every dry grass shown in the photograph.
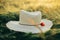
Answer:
[0,0,60,23]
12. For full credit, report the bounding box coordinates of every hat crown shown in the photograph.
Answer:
[20,10,42,25]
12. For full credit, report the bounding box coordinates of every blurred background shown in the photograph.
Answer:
[0,0,60,40]
[0,0,60,24]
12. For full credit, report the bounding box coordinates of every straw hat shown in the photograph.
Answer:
[6,10,53,33]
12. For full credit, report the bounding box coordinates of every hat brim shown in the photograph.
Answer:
[6,19,53,33]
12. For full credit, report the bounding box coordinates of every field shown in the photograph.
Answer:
[0,0,60,40]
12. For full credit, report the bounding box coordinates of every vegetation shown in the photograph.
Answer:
[0,0,60,24]
[0,13,60,40]
[0,0,60,40]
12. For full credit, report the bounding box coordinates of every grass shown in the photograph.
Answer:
[0,0,60,40]
[0,12,60,40]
